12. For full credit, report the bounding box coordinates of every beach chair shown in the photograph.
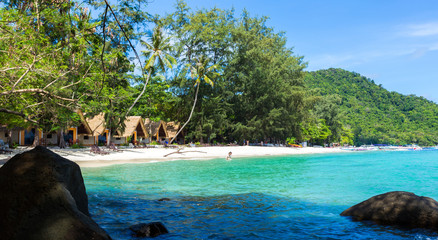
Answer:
[0,149,13,154]
[0,140,12,154]
[108,143,123,152]
[90,145,109,155]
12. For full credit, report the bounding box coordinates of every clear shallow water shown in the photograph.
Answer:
[82,150,438,239]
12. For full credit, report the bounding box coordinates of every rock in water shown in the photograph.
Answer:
[158,198,171,202]
[0,146,111,240]
[341,191,438,230]
[129,222,169,237]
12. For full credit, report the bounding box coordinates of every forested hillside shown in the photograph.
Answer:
[305,68,438,146]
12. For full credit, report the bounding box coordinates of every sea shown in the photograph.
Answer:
[82,150,438,239]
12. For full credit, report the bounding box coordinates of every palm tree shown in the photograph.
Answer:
[125,26,176,117]
[169,55,219,144]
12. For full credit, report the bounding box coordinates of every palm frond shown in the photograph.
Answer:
[145,54,156,70]
[204,75,214,87]
[140,39,153,51]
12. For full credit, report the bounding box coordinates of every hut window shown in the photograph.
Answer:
[4,133,8,138]
[47,134,52,139]
[84,136,89,140]
[116,137,121,140]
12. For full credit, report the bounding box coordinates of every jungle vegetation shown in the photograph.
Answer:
[1,0,437,146]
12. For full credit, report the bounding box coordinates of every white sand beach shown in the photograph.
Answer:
[0,146,346,168]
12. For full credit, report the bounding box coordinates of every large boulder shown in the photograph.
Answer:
[0,146,111,240]
[341,191,438,230]
[129,222,169,238]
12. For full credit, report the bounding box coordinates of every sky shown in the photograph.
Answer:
[146,0,438,103]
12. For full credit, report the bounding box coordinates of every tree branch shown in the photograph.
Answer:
[103,0,149,112]
[25,102,44,109]
[0,67,25,72]
[12,55,36,91]
[1,89,76,102]
[43,70,72,90]
[61,63,93,90]
[0,108,38,124]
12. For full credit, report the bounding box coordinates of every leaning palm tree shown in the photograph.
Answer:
[125,26,176,117]
[169,55,220,144]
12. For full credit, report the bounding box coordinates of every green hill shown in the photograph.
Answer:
[304,68,438,146]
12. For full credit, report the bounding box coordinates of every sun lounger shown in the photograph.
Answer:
[0,140,12,154]
[108,143,123,152]
[90,145,109,155]
[0,149,13,154]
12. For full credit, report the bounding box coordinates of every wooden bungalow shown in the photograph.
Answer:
[0,125,21,146]
[144,118,169,143]
[76,113,106,145]
[75,113,149,145]
[0,125,44,146]
[0,124,78,146]
[112,116,148,145]
[166,121,184,144]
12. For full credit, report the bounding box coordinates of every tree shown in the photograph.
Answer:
[0,2,100,146]
[169,55,219,144]
[226,11,307,142]
[125,25,176,117]
[164,2,235,143]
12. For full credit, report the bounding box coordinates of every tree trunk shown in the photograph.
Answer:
[32,129,39,147]
[59,130,66,148]
[199,125,203,144]
[125,70,152,117]
[35,0,40,31]
[169,83,200,144]
[107,129,111,147]
[6,130,12,146]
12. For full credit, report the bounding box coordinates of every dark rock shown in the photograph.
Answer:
[0,146,111,240]
[129,222,169,237]
[158,198,171,201]
[341,191,438,230]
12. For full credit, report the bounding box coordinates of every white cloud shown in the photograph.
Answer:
[411,47,430,58]
[404,22,438,37]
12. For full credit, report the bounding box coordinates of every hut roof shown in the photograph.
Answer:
[114,116,148,138]
[166,121,181,139]
[85,113,106,136]
[144,118,168,138]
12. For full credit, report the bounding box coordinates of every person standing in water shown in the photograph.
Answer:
[226,151,232,160]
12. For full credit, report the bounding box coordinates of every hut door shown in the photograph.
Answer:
[24,128,36,145]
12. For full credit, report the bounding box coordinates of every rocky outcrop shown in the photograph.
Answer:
[129,222,169,238]
[0,146,111,240]
[158,198,171,202]
[341,191,438,230]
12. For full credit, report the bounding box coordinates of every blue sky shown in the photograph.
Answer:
[147,0,438,103]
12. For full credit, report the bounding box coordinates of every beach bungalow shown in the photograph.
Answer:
[0,125,20,145]
[40,131,59,145]
[166,121,184,144]
[1,124,77,146]
[75,113,149,146]
[77,113,107,145]
[2,126,42,146]
[112,116,148,145]
[144,118,169,143]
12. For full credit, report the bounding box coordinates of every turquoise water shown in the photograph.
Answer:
[82,150,438,239]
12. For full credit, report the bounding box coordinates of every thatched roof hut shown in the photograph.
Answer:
[165,121,184,143]
[114,116,148,138]
[79,113,106,136]
[144,118,168,141]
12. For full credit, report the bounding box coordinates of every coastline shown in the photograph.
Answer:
[0,146,346,168]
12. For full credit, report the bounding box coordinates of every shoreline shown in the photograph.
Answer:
[0,146,346,168]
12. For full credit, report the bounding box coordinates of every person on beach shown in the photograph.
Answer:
[226,151,232,161]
